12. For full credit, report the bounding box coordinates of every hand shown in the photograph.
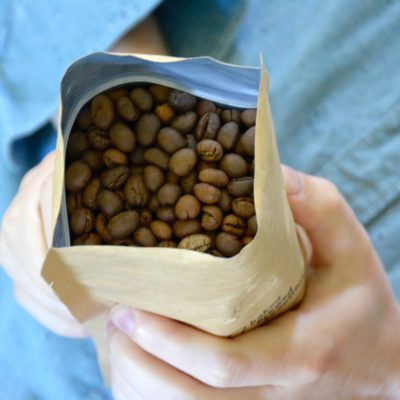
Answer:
[106,166,400,400]
[0,152,87,337]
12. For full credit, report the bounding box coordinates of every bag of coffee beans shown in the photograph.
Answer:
[41,53,307,378]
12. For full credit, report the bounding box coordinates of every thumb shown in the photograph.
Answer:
[282,165,371,267]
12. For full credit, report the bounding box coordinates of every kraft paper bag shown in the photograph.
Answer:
[41,53,307,382]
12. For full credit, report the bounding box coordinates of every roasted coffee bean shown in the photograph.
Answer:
[76,108,92,131]
[65,161,92,192]
[239,126,255,156]
[157,183,181,206]
[143,165,165,192]
[73,232,102,245]
[218,190,233,213]
[87,127,111,150]
[150,220,173,241]
[101,166,129,190]
[139,208,153,226]
[247,215,258,235]
[193,183,221,204]
[107,210,139,239]
[97,189,123,217]
[129,145,146,165]
[67,192,82,214]
[136,113,161,147]
[175,194,201,220]
[124,175,149,207]
[221,214,246,237]
[109,123,136,153]
[195,100,216,117]
[67,130,89,160]
[215,232,242,257]
[107,88,129,101]
[178,234,211,252]
[170,111,197,134]
[91,94,115,130]
[217,122,240,150]
[241,236,254,246]
[166,171,180,184]
[83,178,101,210]
[158,240,177,248]
[198,160,217,171]
[81,149,103,171]
[196,139,224,162]
[240,109,256,128]
[130,88,153,112]
[169,148,197,176]
[158,127,185,154]
[149,85,170,104]
[156,206,175,223]
[70,208,95,236]
[144,148,169,170]
[221,109,240,124]
[168,90,197,112]
[95,213,113,243]
[219,154,248,178]
[227,176,254,196]
[185,134,197,149]
[116,96,139,121]
[196,112,220,140]
[155,103,175,125]
[198,168,229,187]
[180,171,197,194]
[173,219,202,238]
[112,238,135,246]
[232,197,255,219]
[148,194,160,212]
[201,205,223,231]
[102,148,129,167]
[134,226,157,247]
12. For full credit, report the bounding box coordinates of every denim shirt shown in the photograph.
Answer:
[0,0,399,398]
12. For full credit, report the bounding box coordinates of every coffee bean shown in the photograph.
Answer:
[91,94,115,130]
[239,126,255,156]
[134,226,157,247]
[221,214,246,237]
[144,148,170,170]
[178,234,211,252]
[168,90,197,112]
[155,103,176,125]
[124,175,149,207]
[107,210,139,239]
[158,127,185,155]
[215,232,242,257]
[76,108,92,131]
[65,161,92,192]
[73,232,102,245]
[95,213,113,243]
[196,112,221,140]
[158,240,177,248]
[240,109,256,128]
[227,176,254,196]
[136,113,161,147]
[129,145,146,165]
[219,154,248,178]
[221,109,240,124]
[156,206,175,223]
[130,165,144,175]
[198,168,229,187]
[157,183,181,206]
[173,219,202,238]
[169,148,197,176]
[139,209,153,226]
[97,189,123,217]
[101,166,129,190]
[196,139,224,162]
[175,194,201,220]
[102,148,129,167]
[150,220,173,241]
[193,183,221,204]
[143,165,165,192]
[87,127,111,150]
[217,122,240,150]
[107,89,129,101]
[116,96,139,121]
[201,205,223,231]
[109,123,136,153]
[112,238,136,246]
[232,197,255,219]
[195,100,216,117]
[180,171,197,194]
[241,236,254,246]
[67,130,90,160]
[70,207,95,236]
[130,88,153,112]
[149,85,170,104]
[83,178,101,210]
[170,111,197,134]
[198,160,217,171]
[185,134,197,149]
[67,192,82,214]
[218,190,233,213]
[247,215,258,235]
[81,149,103,171]
[148,194,160,212]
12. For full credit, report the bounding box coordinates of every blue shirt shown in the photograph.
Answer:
[0,0,399,398]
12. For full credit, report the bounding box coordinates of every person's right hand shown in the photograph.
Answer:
[0,151,87,337]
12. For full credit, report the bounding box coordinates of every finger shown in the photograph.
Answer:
[282,165,372,266]
[108,325,268,399]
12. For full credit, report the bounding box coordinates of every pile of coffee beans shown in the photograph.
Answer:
[65,84,257,257]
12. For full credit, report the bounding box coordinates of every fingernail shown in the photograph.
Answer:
[109,306,135,336]
[284,166,304,195]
